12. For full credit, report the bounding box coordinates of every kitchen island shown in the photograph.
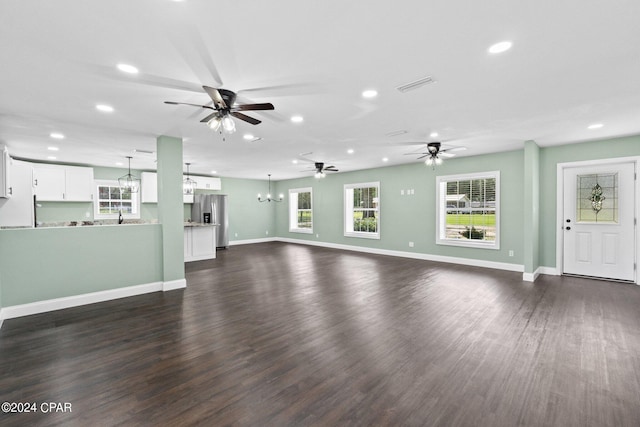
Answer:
[184,222,217,262]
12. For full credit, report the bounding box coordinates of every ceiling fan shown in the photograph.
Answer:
[298,154,339,178]
[165,86,274,133]
[406,142,466,167]
[311,162,339,178]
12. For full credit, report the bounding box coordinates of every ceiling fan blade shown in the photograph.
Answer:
[165,101,215,110]
[441,146,466,153]
[324,166,338,171]
[404,152,428,156]
[231,112,261,125]
[233,103,275,111]
[417,154,430,159]
[203,86,227,109]
[200,112,219,123]
[440,152,456,158]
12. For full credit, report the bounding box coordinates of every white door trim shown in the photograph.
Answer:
[556,155,639,283]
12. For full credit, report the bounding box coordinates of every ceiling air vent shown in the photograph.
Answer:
[133,149,155,155]
[396,76,436,93]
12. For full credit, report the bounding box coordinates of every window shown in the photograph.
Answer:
[94,180,140,220]
[436,171,499,249]
[344,182,380,239]
[289,187,313,233]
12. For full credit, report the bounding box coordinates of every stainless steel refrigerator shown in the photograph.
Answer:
[192,194,229,249]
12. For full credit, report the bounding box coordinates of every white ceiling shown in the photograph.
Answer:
[2,1,639,180]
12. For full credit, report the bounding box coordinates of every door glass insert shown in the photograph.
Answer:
[576,173,618,223]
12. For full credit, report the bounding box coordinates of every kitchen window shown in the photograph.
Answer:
[436,171,499,249]
[344,182,380,239]
[94,180,140,220]
[289,187,313,233]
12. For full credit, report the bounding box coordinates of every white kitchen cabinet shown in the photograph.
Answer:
[64,166,94,201]
[184,225,216,262]
[141,171,195,203]
[33,165,66,201]
[0,159,34,227]
[195,176,221,191]
[33,164,94,202]
[0,146,10,198]
[141,172,158,203]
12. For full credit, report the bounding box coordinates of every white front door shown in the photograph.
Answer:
[562,162,636,281]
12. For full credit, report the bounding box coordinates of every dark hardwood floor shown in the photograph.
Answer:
[1,242,640,426]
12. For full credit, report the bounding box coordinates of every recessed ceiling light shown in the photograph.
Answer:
[117,63,139,74]
[347,149,354,154]
[96,104,114,113]
[243,134,254,140]
[430,132,439,138]
[382,157,389,162]
[588,123,604,129]
[362,89,378,99]
[116,162,124,166]
[47,156,57,160]
[47,146,59,151]
[210,170,217,174]
[292,159,298,164]
[50,132,65,139]
[488,41,513,54]
[291,115,304,123]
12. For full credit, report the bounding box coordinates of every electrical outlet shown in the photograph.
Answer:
[409,241,414,248]
[509,250,514,257]
[235,232,238,237]
[316,234,319,238]
[266,230,269,235]
[410,189,414,195]
[401,189,405,195]
[85,211,90,218]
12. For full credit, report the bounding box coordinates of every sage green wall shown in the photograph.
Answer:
[539,135,640,268]
[274,150,525,265]
[0,225,163,306]
[523,141,540,274]
[184,176,276,241]
[157,135,185,283]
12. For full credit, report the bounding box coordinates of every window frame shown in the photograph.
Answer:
[93,179,141,220]
[344,181,380,239]
[435,171,500,249]
[288,187,313,234]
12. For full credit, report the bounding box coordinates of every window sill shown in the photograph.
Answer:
[436,239,499,250]
[344,232,380,240]
[289,228,313,234]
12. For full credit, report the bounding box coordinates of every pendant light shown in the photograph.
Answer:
[183,163,197,195]
[118,156,140,193]
[257,174,283,202]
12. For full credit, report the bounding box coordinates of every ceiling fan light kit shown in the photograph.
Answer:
[118,156,140,193]
[257,174,283,202]
[166,85,274,135]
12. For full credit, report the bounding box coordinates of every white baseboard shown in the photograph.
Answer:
[230,237,277,246]
[522,269,539,282]
[539,266,559,276]
[277,237,524,273]
[0,279,187,326]
[163,278,187,291]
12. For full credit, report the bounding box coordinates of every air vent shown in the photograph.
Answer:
[133,149,155,155]
[396,76,436,93]
[385,130,408,137]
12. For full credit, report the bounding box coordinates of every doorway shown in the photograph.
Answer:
[558,159,637,282]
